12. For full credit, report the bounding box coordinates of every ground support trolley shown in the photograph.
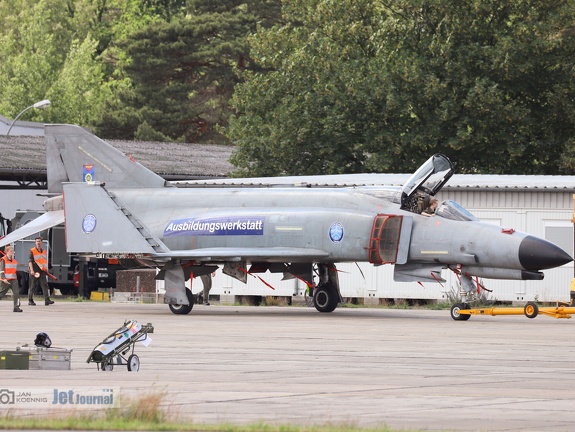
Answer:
[451,302,575,320]
[87,320,153,371]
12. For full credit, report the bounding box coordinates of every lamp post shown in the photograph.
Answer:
[5,99,51,136]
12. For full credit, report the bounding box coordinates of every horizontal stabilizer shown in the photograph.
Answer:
[64,182,163,254]
[153,247,330,262]
[0,210,64,248]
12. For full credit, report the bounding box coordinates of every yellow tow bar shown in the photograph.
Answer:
[450,302,575,321]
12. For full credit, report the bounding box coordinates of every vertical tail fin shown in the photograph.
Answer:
[45,124,169,193]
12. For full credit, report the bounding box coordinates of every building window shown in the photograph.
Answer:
[545,223,573,259]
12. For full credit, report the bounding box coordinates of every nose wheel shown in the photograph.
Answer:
[450,303,471,321]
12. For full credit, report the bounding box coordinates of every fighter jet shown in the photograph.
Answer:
[0,124,571,316]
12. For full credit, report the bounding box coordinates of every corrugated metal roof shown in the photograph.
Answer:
[450,174,575,190]
[0,135,235,182]
[108,139,234,177]
[177,173,575,191]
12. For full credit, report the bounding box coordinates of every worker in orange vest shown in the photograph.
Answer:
[28,236,54,306]
[0,245,22,312]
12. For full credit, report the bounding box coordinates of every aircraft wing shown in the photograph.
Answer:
[0,210,65,248]
[153,247,331,262]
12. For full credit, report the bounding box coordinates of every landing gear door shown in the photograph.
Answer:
[396,216,412,265]
[401,154,454,199]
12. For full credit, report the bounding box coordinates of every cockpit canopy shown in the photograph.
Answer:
[401,154,454,198]
[400,154,454,213]
[435,200,477,221]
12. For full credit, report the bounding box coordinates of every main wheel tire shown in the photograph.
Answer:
[450,303,471,321]
[127,354,140,372]
[313,284,338,313]
[169,288,194,315]
[524,301,539,319]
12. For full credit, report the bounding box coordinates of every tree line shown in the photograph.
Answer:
[1,0,574,176]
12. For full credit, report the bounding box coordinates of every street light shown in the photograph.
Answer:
[5,99,51,136]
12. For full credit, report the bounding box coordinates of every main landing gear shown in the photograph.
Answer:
[313,283,339,313]
[164,262,344,314]
[168,288,194,315]
[312,263,342,313]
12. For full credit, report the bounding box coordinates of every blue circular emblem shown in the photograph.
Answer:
[82,214,97,234]
[329,222,344,243]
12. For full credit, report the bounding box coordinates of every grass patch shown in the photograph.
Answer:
[338,302,364,309]
[0,391,402,431]
[263,296,291,306]
[0,417,400,431]
[428,301,453,310]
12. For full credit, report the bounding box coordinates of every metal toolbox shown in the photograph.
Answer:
[0,350,30,370]
[27,347,72,370]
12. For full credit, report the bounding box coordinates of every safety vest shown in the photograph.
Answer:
[31,247,47,271]
[2,255,18,280]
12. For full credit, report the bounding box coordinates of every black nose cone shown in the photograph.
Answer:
[519,235,573,270]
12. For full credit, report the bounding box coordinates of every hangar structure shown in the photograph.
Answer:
[0,134,234,188]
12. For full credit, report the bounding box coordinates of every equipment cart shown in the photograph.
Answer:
[87,320,153,371]
[450,301,575,320]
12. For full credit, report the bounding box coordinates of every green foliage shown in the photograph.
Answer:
[135,121,173,141]
[93,0,282,143]
[228,0,381,176]
[1,0,574,174]
[45,36,108,126]
[0,1,109,127]
[228,0,575,176]
[0,0,72,121]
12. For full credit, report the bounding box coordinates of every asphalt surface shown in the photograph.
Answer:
[1,300,575,431]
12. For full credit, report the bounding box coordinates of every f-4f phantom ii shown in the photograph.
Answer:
[0,124,571,316]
